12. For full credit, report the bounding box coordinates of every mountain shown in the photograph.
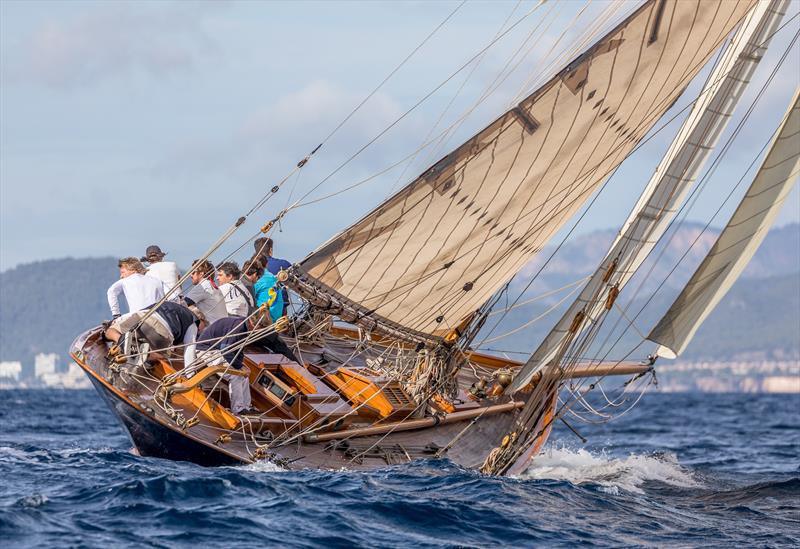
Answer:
[0,224,798,369]
[0,257,118,373]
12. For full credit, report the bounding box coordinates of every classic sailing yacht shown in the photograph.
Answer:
[71,0,798,471]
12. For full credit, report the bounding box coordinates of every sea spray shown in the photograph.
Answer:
[518,445,701,494]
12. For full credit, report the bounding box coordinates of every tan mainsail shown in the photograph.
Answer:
[648,89,800,358]
[292,0,756,341]
[508,0,786,392]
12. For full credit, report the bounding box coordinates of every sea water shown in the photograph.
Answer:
[0,390,797,548]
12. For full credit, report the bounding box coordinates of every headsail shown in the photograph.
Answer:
[508,0,785,392]
[290,0,757,344]
[648,88,800,358]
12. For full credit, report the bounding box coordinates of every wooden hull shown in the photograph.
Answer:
[70,328,544,471]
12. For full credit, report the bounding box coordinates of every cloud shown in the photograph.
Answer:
[3,1,223,88]
[152,79,415,185]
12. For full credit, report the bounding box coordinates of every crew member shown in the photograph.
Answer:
[241,258,263,304]
[254,267,283,323]
[104,300,200,367]
[141,245,181,300]
[107,257,165,318]
[254,238,291,315]
[217,261,254,316]
[184,259,228,325]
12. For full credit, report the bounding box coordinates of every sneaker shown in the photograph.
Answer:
[236,407,261,416]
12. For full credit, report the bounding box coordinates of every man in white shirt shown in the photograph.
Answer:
[142,245,181,300]
[107,257,165,318]
[217,261,254,317]
[184,259,228,325]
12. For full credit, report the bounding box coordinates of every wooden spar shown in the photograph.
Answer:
[526,362,653,388]
[303,401,524,443]
[568,362,653,379]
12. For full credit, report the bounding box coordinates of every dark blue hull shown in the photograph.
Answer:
[88,375,243,467]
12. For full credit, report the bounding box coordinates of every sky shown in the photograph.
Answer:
[1,0,799,272]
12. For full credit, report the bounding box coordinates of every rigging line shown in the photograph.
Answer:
[283,1,548,212]
[589,31,798,367]
[453,0,727,313]
[330,2,624,307]
[378,2,595,298]
[545,23,745,359]
[290,6,784,215]
[316,1,728,326]
[269,343,409,446]
[277,337,450,447]
[487,276,590,316]
[481,282,584,344]
[511,0,631,105]
[502,340,649,470]
[183,1,780,316]
[322,2,792,288]
[288,6,792,339]
[509,0,609,106]
[240,0,468,221]
[414,0,557,175]
[387,0,529,195]
[291,2,555,210]
[318,0,468,148]
[445,15,800,345]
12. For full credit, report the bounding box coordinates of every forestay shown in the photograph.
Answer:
[508,0,786,392]
[293,0,756,341]
[648,88,800,358]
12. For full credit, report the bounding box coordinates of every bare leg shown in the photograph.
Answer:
[105,327,122,344]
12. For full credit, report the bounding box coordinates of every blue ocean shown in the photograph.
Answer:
[1,390,797,548]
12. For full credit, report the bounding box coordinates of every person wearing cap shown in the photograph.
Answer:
[107,257,165,318]
[217,261,254,316]
[105,301,200,368]
[184,259,229,325]
[142,245,181,301]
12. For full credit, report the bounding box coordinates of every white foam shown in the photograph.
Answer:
[239,460,286,473]
[516,446,701,494]
[18,494,49,508]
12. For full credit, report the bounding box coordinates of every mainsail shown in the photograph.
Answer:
[508,0,785,392]
[648,88,800,358]
[290,0,757,343]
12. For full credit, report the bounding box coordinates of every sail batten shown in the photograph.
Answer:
[509,0,786,392]
[293,0,758,342]
[648,89,800,358]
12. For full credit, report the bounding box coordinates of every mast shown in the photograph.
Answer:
[288,0,758,345]
[648,88,800,358]
[508,0,787,393]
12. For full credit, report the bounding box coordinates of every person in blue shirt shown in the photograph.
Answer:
[253,268,284,322]
[253,237,291,315]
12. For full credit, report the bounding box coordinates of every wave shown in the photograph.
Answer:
[516,446,701,494]
[700,477,800,504]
